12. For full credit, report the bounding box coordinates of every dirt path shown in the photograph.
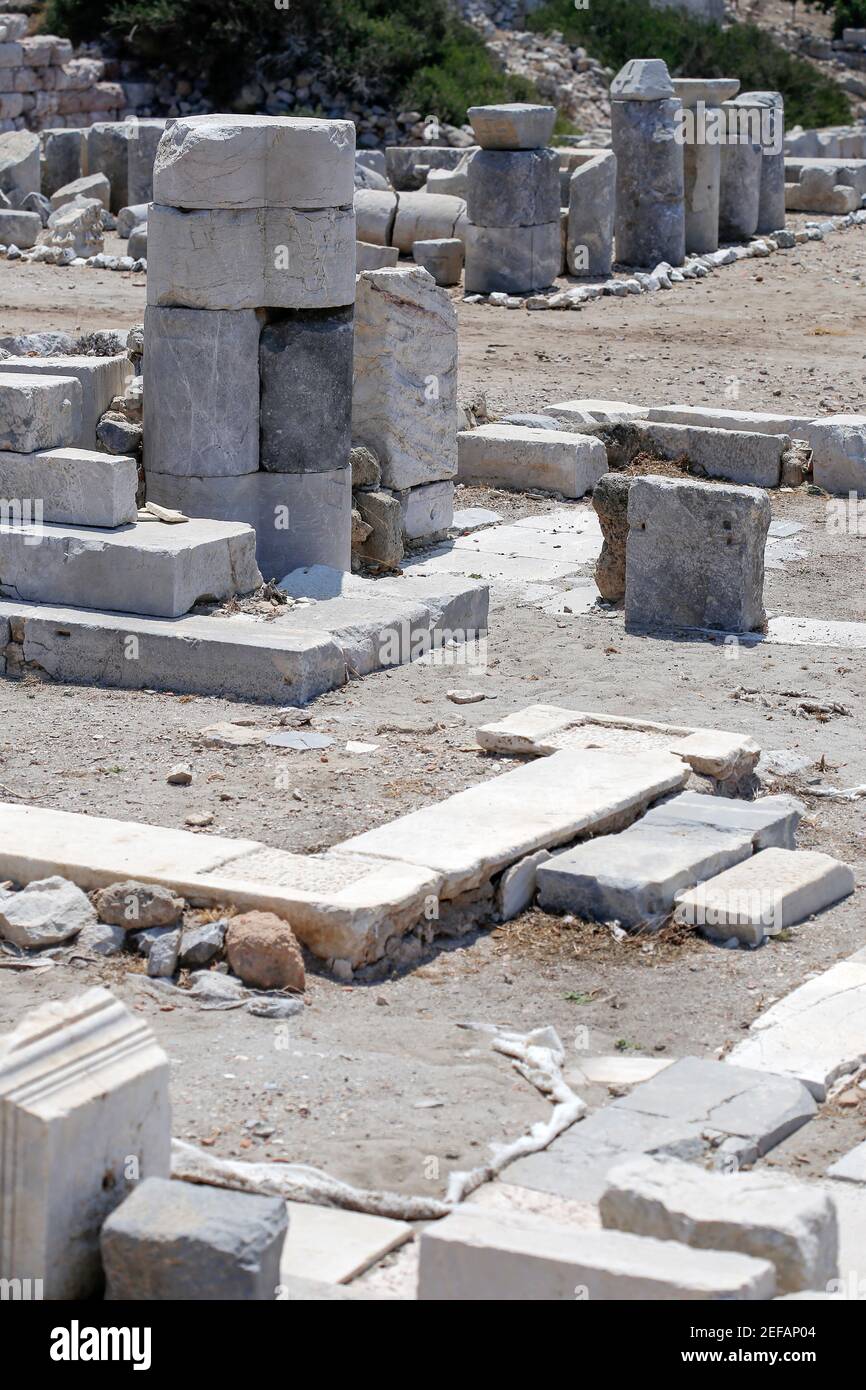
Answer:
[1,224,864,1196]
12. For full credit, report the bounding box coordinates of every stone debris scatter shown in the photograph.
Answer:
[0,34,864,1316]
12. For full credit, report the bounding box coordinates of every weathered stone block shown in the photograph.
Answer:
[638,421,786,487]
[85,120,134,211]
[354,487,404,567]
[611,58,675,101]
[467,103,556,151]
[396,479,454,540]
[463,220,561,294]
[675,847,856,944]
[0,516,262,618]
[0,207,40,248]
[458,423,608,497]
[126,117,167,204]
[146,203,356,311]
[146,467,352,577]
[117,202,149,238]
[153,115,355,210]
[0,372,82,453]
[0,988,170,1298]
[385,145,470,190]
[611,96,685,268]
[49,171,109,210]
[143,305,261,478]
[741,91,786,234]
[567,150,616,276]
[44,196,103,258]
[352,267,457,490]
[536,819,754,926]
[0,446,138,527]
[0,354,130,449]
[101,1177,287,1300]
[39,128,84,197]
[600,1156,838,1294]
[729,957,866,1100]
[259,308,353,474]
[356,239,398,272]
[418,1206,776,1299]
[642,792,803,850]
[353,189,397,246]
[625,476,770,633]
[592,471,631,600]
[466,148,560,227]
[810,414,866,496]
[0,129,39,197]
[411,237,464,285]
[391,190,466,253]
[719,99,764,241]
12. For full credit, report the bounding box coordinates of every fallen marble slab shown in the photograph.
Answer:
[476,704,760,784]
[0,802,441,968]
[641,791,803,849]
[536,818,755,926]
[674,847,855,945]
[729,956,866,1099]
[335,746,691,898]
[600,1154,838,1294]
[279,1201,411,1285]
[417,1205,776,1299]
[506,1057,815,1201]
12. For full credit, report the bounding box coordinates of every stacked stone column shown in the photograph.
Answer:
[610,59,685,269]
[463,103,561,295]
[718,95,767,242]
[672,78,740,255]
[143,115,356,579]
[739,91,786,235]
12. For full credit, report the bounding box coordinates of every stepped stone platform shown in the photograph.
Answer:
[0,517,261,618]
[0,568,488,703]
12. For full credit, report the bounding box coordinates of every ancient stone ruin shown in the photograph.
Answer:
[0,15,865,1318]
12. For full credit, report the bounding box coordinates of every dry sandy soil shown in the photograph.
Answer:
[0,222,865,1201]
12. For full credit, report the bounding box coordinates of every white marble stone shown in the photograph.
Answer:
[0,988,170,1298]
[352,267,457,490]
[600,1155,838,1294]
[153,115,355,209]
[336,746,689,898]
[418,1206,775,1299]
[147,203,356,311]
[729,957,866,1099]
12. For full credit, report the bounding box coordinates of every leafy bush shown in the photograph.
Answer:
[42,0,548,122]
[814,0,866,40]
[527,0,851,126]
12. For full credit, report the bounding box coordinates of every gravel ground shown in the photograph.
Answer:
[1,220,864,1200]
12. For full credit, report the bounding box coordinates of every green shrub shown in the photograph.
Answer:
[814,0,866,40]
[527,0,851,126]
[42,0,553,122]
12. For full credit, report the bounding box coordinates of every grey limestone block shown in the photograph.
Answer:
[466,147,560,227]
[611,96,685,268]
[259,307,353,475]
[143,304,261,478]
[101,1177,288,1300]
[625,475,770,634]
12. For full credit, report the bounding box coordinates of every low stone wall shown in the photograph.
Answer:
[0,13,124,132]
